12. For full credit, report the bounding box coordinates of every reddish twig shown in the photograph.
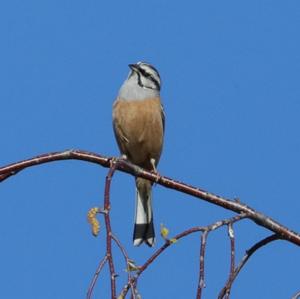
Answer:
[0,150,297,297]
[218,234,281,299]
[197,231,208,299]
[0,150,109,182]
[86,256,108,299]
[223,223,236,299]
[104,163,118,299]
[120,214,248,298]
[111,234,138,298]
[86,162,119,299]
[0,150,299,247]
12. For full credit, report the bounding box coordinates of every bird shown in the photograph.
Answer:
[112,62,165,247]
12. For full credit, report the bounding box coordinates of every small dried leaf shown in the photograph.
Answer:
[126,259,140,272]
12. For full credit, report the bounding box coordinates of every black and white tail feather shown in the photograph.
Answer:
[133,178,155,247]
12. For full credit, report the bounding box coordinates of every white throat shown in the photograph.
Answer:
[118,74,159,101]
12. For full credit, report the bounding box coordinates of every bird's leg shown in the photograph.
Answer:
[150,158,157,173]
[150,158,161,183]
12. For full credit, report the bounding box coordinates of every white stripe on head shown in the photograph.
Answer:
[136,62,161,91]
[118,62,161,100]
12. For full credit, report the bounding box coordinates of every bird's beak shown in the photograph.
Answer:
[129,64,139,72]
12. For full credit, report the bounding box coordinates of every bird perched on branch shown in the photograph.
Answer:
[112,62,165,247]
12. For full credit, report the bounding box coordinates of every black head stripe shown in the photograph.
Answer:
[138,66,161,91]
[136,72,143,89]
[148,65,160,79]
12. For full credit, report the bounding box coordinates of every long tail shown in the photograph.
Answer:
[133,178,155,247]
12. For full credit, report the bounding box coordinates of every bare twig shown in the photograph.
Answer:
[111,234,137,298]
[222,223,236,299]
[0,150,109,182]
[228,223,235,279]
[86,162,119,299]
[197,231,208,299]
[218,234,281,299]
[86,256,108,299]
[0,150,297,297]
[0,150,299,247]
[120,214,248,298]
[104,163,118,299]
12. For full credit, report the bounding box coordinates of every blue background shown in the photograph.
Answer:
[1,1,300,298]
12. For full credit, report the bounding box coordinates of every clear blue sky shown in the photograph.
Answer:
[1,1,300,298]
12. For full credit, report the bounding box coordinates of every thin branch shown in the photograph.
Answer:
[218,234,281,299]
[0,150,110,182]
[291,290,300,299]
[86,163,119,299]
[0,150,299,246]
[197,231,208,299]
[86,256,108,299]
[228,224,235,278]
[104,163,118,299]
[111,234,137,299]
[0,150,294,297]
[222,223,236,299]
[120,214,248,298]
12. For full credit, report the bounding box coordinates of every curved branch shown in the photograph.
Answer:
[218,234,281,299]
[86,256,108,299]
[291,290,300,299]
[1,150,300,246]
[120,214,248,298]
